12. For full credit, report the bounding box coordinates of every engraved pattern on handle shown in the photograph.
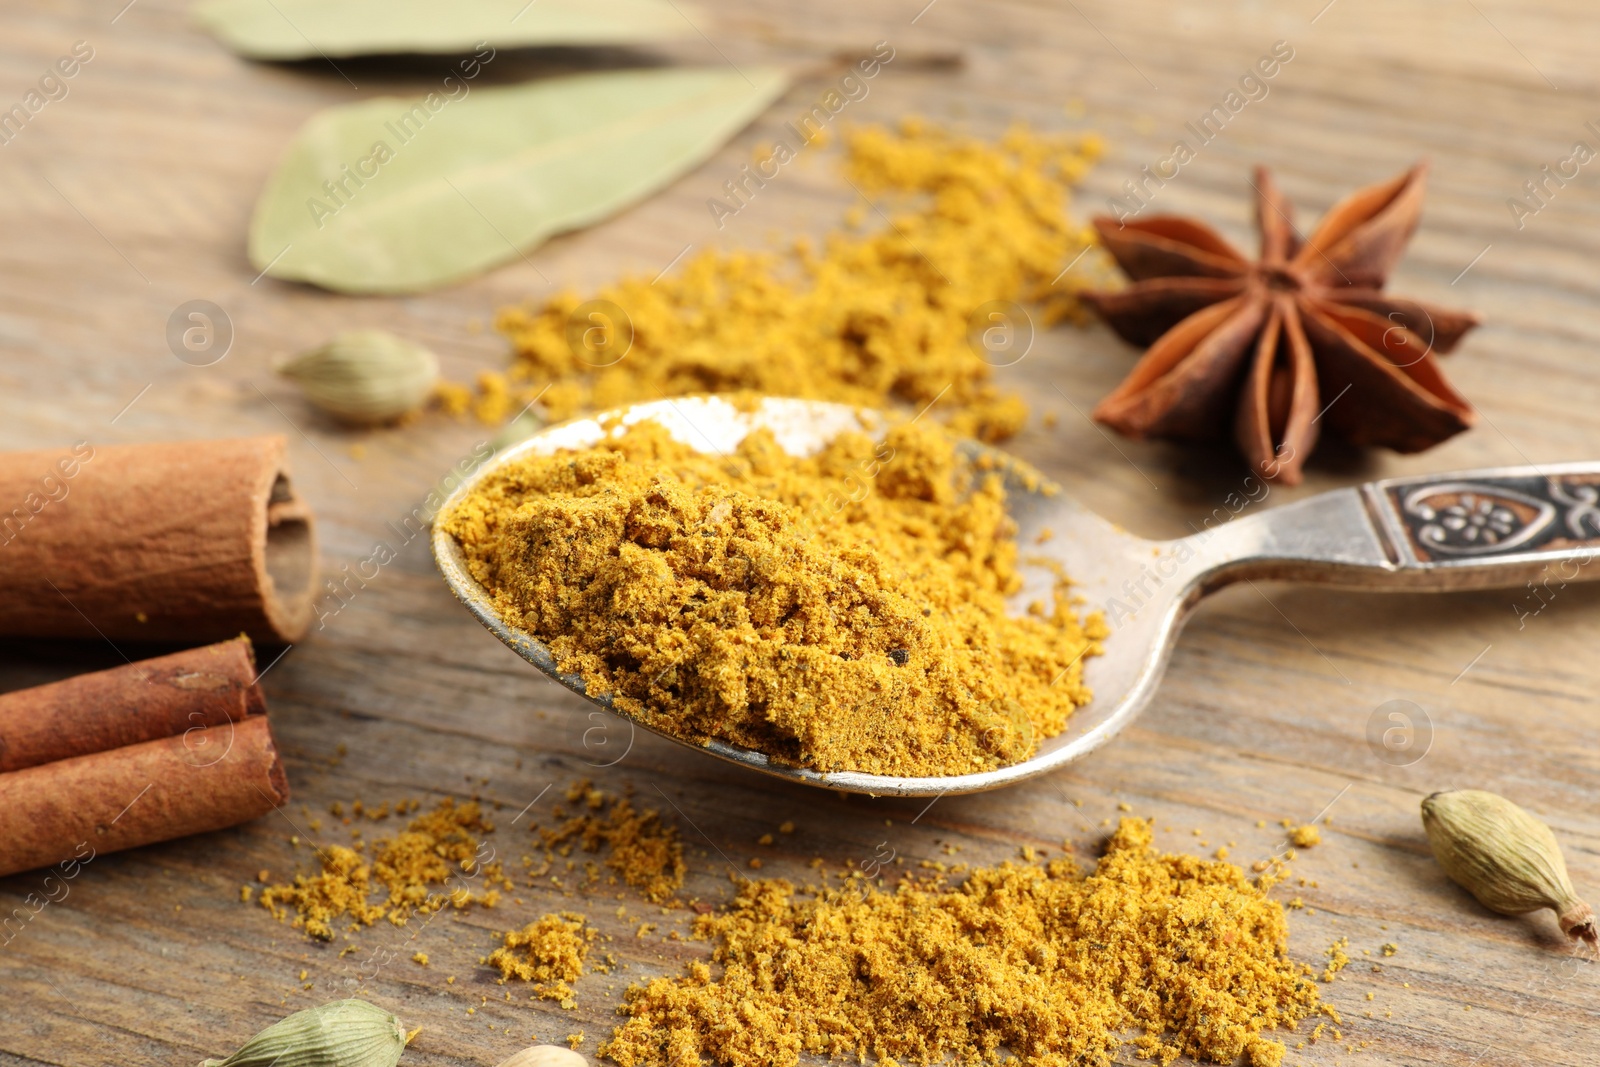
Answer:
[1374,468,1600,564]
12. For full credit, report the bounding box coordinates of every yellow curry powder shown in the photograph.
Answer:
[259,799,509,940]
[446,120,1103,441]
[602,819,1322,1067]
[527,780,687,903]
[442,419,1105,777]
[486,911,600,1007]
[253,782,684,942]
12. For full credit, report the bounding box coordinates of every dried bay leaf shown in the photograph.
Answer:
[193,0,690,60]
[249,66,790,294]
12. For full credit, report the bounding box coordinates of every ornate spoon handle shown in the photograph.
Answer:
[1365,465,1600,567]
[1193,463,1600,595]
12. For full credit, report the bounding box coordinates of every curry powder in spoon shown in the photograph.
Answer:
[442,418,1104,777]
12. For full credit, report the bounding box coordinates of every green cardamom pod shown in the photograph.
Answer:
[1421,789,1597,947]
[200,998,406,1067]
[277,329,438,425]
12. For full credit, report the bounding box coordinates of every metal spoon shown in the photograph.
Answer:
[433,395,1600,797]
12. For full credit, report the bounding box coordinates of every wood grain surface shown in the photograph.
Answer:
[2,1,1598,1065]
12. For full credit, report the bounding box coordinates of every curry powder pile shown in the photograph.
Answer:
[486,911,598,1006]
[259,799,509,940]
[442,418,1104,777]
[449,120,1103,441]
[601,819,1322,1067]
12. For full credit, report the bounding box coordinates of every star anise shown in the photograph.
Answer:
[1082,163,1481,484]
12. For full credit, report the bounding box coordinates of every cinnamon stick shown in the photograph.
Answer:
[0,436,317,644]
[0,714,288,878]
[0,637,264,774]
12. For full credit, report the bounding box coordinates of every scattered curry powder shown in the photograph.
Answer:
[460,120,1103,442]
[1322,937,1351,981]
[1289,823,1322,848]
[258,799,509,940]
[526,781,687,903]
[487,911,597,1006]
[442,419,1105,777]
[258,844,384,940]
[600,819,1322,1067]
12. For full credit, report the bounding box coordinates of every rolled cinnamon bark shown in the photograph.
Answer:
[0,436,316,644]
[0,714,288,878]
[0,637,264,774]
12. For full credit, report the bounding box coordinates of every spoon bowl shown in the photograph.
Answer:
[433,395,1600,796]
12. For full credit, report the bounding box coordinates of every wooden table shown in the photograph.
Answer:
[2,1,1596,1064]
